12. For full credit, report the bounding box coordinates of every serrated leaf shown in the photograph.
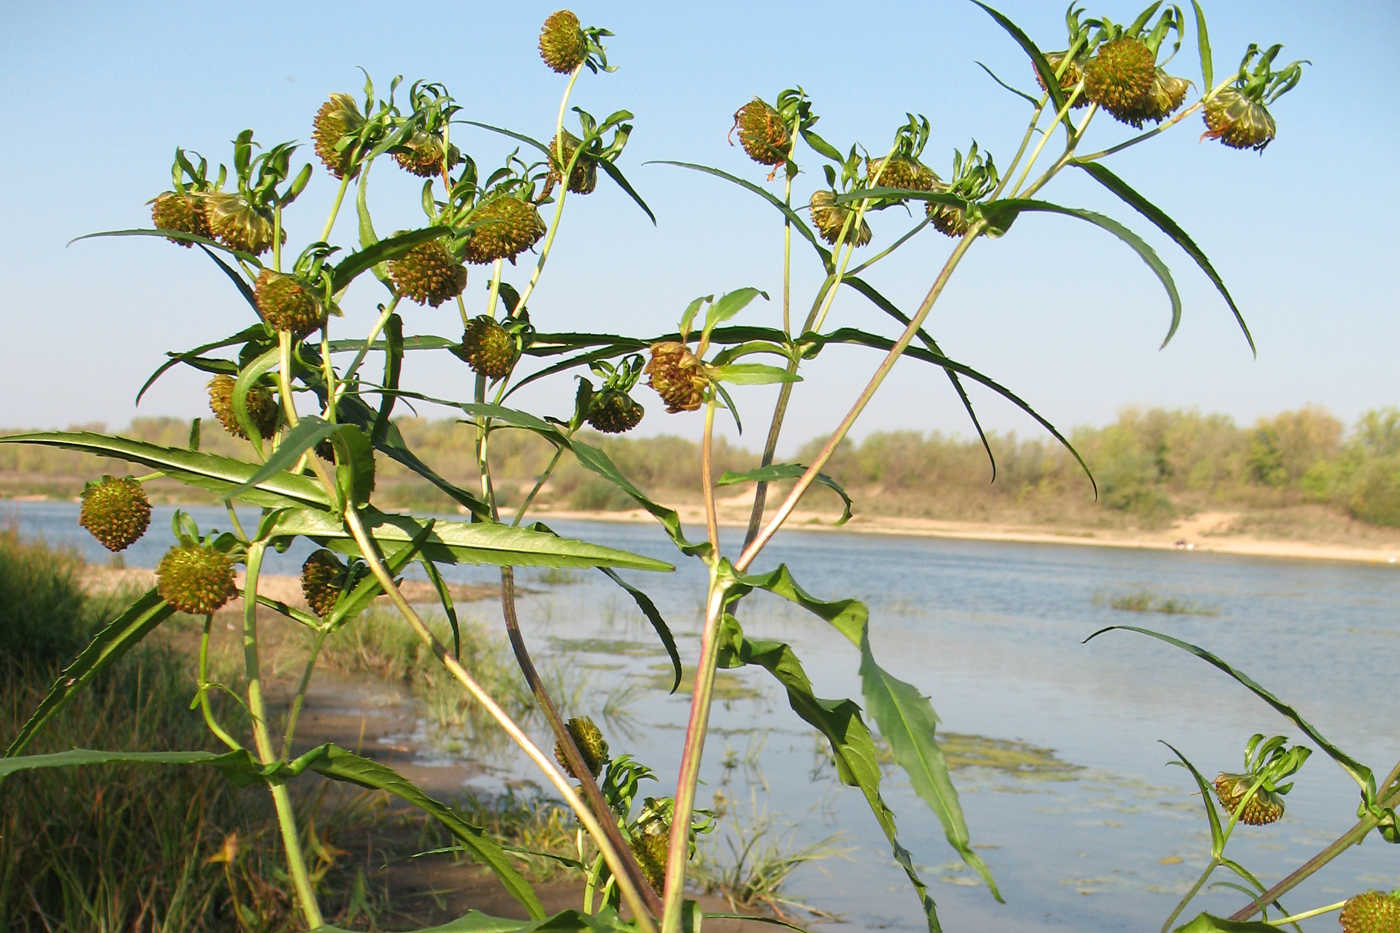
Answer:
[718,462,852,524]
[981,197,1183,348]
[1086,626,1375,798]
[714,613,944,931]
[225,416,340,502]
[4,588,174,758]
[0,431,331,510]
[263,506,673,572]
[0,747,255,780]
[1073,161,1253,355]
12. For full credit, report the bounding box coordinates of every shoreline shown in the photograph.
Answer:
[523,505,1400,567]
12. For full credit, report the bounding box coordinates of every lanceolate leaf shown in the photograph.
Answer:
[1192,0,1214,91]
[1171,914,1278,933]
[718,463,853,524]
[135,324,268,406]
[976,61,1041,106]
[264,506,673,572]
[598,568,682,693]
[715,614,945,932]
[1073,160,1254,354]
[597,159,657,224]
[4,588,174,758]
[1087,626,1376,798]
[725,563,1000,909]
[971,2,1074,130]
[0,431,331,510]
[224,416,341,502]
[1162,741,1225,856]
[331,226,449,293]
[198,243,260,313]
[980,198,1184,348]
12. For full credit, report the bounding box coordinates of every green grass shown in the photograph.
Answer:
[1099,589,1219,617]
[0,531,384,932]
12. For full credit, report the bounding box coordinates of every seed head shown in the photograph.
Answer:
[461,196,546,265]
[1034,51,1089,107]
[151,191,211,246]
[254,268,324,337]
[157,543,238,615]
[1339,891,1400,933]
[1202,88,1277,151]
[388,239,468,307]
[547,131,597,195]
[866,156,935,192]
[208,374,280,440]
[1082,38,1158,125]
[300,549,366,617]
[459,316,516,379]
[809,190,872,247]
[79,475,151,552]
[586,388,645,433]
[732,99,790,168]
[539,10,588,74]
[312,93,365,179]
[630,822,670,894]
[1212,772,1286,825]
[644,342,707,413]
[393,130,461,178]
[201,192,279,256]
[554,716,609,779]
[925,185,972,238]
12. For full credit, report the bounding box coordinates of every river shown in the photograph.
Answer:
[5,498,1397,931]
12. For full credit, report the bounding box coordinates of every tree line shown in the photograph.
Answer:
[3,406,1398,529]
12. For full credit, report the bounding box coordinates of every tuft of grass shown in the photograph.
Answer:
[1098,589,1218,617]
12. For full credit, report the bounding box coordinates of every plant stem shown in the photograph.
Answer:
[498,565,663,918]
[279,628,328,760]
[337,504,656,931]
[1162,857,1219,933]
[319,174,352,244]
[737,227,980,572]
[701,402,720,553]
[1269,901,1346,926]
[241,541,324,930]
[197,615,240,751]
[511,446,566,528]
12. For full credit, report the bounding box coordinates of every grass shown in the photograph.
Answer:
[0,531,419,932]
[1098,589,1219,617]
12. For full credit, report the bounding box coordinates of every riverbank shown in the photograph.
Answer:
[521,503,1400,566]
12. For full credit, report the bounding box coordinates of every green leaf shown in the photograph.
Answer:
[331,226,449,293]
[331,423,376,509]
[857,627,1001,900]
[373,313,405,445]
[263,506,673,572]
[718,462,853,525]
[3,588,174,758]
[306,744,544,919]
[975,61,1041,106]
[1086,626,1376,798]
[597,568,682,693]
[68,227,255,260]
[1073,161,1254,355]
[1171,914,1278,933]
[704,287,766,332]
[0,747,255,780]
[198,243,260,314]
[652,161,829,265]
[707,362,801,386]
[969,2,1073,130]
[1192,0,1214,91]
[0,431,331,510]
[225,416,340,503]
[1162,741,1225,856]
[714,613,944,931]
[135,324,267,406]
[980,197,1183,348]
[597,159,657,225]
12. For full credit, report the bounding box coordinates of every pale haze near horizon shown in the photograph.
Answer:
[2,1,1395,457]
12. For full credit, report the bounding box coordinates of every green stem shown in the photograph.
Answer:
[319,174,352,244]
[1162,857,1219,933]
[197,615,240,751]
[279,628,328,760]
[242,541,324,930]
[511,445,566,528]
[340,298,399,390]
[1268,901,1346,926]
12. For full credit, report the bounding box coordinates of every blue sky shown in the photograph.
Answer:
[2,1,1396,455]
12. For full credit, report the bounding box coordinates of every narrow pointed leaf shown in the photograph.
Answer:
[331,226,449,292]
[970,2,1074,130]
[4,589,174,757]
[0,747,253,779]
[0,431,331,509]
[1171,914,1278,933]
[225,416,340,502]
[597,159,657,224]
[718,462,853,524]
[1192,1,1214,90]
[1086,626,1375,797]
[1162,741,1225,855]
[264,506,672,572]
[708,362,801,385]
[136,325,267,405]
[307,744,544,919]
[980,198,1183,348]
[599,568,682,692]
[976,61,1041,105]
[199,243,260,312]
[1074,160,1253,354]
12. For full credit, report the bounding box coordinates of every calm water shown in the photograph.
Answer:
[5,498,1398,931]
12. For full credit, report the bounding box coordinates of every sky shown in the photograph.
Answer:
[2,1,1397,457]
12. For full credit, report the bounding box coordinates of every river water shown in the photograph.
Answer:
[5,498,1397,931]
